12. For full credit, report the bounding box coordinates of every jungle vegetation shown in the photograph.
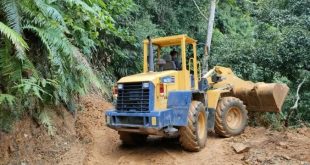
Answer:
[0,0,309,132]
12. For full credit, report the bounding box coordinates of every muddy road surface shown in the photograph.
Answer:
[1,95,309,165]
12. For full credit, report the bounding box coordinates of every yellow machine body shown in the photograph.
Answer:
[106,34,290,138]
[118,70,180,110]
[118,34,202,111]
[117,35,290,113]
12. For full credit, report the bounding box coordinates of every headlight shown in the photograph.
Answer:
[117,84,123,89]
[142,82,149,88]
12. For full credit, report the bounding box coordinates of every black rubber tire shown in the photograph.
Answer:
[215,97,248,137]
[179,101,207,152]
[118,131,148,146]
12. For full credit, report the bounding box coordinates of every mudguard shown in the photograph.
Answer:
[167,91,192,126]
[167,91,210,127]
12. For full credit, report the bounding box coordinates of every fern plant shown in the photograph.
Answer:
[0,0,118,133]
[0,94,15,108]
[0,21,28,59]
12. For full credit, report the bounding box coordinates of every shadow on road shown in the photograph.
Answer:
[118,131,220,152]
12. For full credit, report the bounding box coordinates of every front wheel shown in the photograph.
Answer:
[215,97,248,137]
[179,101,207,152]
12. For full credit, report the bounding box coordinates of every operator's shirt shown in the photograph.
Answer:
[173,58,181,70]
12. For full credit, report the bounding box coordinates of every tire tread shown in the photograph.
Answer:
[214,97,248,137]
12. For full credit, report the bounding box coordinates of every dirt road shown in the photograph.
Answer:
[74,95,310,165]
[1,95,309,165]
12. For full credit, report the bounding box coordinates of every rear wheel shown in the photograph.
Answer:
[179,101,207,152]
[118,131,148,146]
[215,97,248,137]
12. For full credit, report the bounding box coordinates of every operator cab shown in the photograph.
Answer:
[143,35,202,91]
[158,53,178,71]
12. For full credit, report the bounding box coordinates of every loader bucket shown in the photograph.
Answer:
[232,83,289,112]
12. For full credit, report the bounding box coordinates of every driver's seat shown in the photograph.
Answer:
[162,55,176,70]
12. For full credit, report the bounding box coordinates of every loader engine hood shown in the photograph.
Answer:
[118,70,177,84]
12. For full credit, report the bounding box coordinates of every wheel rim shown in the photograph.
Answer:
[197,111,206,140]
[226,107,242,130]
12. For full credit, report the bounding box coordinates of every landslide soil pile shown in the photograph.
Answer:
[0,94,309,165]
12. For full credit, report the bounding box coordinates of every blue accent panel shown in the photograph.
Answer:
[207,108,215,131]
[106,109,173,128]
[167,91,192,126]
[108,90,213,130]
[149,83,155,111]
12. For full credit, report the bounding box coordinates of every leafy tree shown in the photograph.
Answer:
[0,0,123,132]
[210,0,310,126]
[0,0,308,132]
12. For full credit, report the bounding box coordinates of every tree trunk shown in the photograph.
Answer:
[202,0,216,75]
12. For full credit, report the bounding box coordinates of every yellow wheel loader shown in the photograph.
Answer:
[105,35,289,151]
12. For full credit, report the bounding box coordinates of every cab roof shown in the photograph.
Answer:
[143,34,197,47]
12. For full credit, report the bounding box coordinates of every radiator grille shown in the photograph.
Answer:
[116,82,150,112]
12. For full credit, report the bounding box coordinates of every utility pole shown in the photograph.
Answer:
[192,0,217,74]
[206,0,216,55]
[203,0,216,74]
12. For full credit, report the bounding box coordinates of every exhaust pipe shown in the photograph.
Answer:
[147,36,154,72]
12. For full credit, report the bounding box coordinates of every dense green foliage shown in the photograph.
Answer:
[0,0,130,131]
[0,0,309,132]
[210,0,309,127]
